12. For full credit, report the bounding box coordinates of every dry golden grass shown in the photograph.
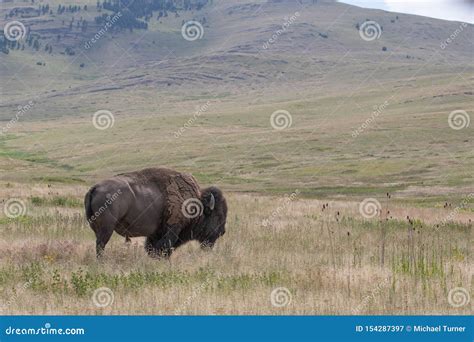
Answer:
[0,183,472,315]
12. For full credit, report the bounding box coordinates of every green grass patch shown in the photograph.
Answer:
[0,216,33,225]
[30,196,82,208]
[32,176,85,184]
[0,138,74,170]
[6,263,287,297]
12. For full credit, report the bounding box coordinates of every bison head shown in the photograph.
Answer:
[197,186,227,249]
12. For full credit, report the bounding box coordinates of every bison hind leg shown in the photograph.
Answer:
[95,225,114,259]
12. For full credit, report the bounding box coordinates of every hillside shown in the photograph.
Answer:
[1,0,473,108]
[0,0,473,203]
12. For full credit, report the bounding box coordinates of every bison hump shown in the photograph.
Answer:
[165,173,201,226]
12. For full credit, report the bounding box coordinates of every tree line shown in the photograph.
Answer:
[1,0,210,55]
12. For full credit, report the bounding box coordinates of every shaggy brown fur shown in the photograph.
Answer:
[165,172,201,226]
[85,167,227,258]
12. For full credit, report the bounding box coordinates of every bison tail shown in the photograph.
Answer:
[84,186,96,226]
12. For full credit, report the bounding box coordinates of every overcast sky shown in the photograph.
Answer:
[339,0,474,23]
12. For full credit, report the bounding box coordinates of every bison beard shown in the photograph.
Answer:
[84,167,227,259]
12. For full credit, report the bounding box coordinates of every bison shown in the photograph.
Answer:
[84,167,227,258]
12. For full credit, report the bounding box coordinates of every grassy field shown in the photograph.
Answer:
[0,183,471,315]
[1,66,473,200]
[0,0,472,315]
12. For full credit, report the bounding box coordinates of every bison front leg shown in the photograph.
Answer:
[145,225,182,259]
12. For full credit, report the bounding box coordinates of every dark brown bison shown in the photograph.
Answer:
[84,167,227,258]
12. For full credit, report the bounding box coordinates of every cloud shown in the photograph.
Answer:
[382,0,473,23]
[340,0,473,23]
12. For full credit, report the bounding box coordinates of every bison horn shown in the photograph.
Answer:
[209,193,215,211]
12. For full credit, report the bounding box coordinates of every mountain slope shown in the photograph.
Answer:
[1,0,472,115]
[0,0,472,203]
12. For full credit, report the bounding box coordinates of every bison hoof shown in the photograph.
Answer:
[145,247,172,259]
